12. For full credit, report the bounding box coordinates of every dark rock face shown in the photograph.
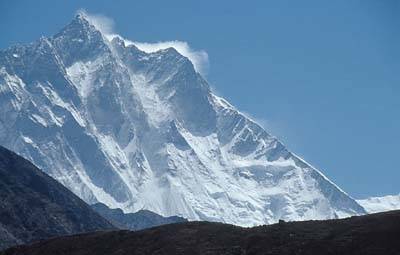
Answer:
[3,210,400,255]
[0,146,115,250]
[91,203,187,230]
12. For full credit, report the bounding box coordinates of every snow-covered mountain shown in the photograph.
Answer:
[357,195,400,214]
[0,13,366,226]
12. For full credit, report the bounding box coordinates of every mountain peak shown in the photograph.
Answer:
[50,13,110,66]
[73,11,103,33]
[75,11,89,22]
[0,14,366,227]
[53,12,103,42]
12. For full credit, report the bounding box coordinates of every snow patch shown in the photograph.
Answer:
[358,194,400,213]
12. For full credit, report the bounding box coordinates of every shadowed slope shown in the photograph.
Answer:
[4,210,400,255]
[91,202,187,230]
[0,146,114,250]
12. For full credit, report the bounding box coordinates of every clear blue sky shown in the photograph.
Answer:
[1,0,399,198]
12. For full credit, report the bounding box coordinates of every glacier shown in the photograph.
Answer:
[0,13,366,226]
[357,194,400,214]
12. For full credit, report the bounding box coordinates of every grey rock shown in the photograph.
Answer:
[0,146,114,250]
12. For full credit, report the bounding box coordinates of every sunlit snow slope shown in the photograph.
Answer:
[0,14,366,226]
[357,195,400,214]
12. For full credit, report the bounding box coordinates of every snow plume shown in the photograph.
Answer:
[76,10,209,76]
[133,41,209,76]
[77,9,115,35]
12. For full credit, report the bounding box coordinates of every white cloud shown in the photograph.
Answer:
[77,9,115,35]
[76,10,209,76]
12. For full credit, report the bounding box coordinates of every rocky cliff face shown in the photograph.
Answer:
[0,13,365,226]
[0,146,114,250]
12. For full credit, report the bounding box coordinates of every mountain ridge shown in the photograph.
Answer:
[357,194,400,214]
[0,146,115,250]
[91,202,187,230]
[3,210,400,255]
[0,13,365,226]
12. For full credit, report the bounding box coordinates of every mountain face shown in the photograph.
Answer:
[357,195,400,214]
[0,13,365,226]
[0,146,114,250]
[91,203,187,231]
[4,210,400,255]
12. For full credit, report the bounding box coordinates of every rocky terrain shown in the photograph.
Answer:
[3,210,399,255]
[0,146,114,250]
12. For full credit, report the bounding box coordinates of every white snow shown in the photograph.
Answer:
[129,73,173,127]
[104,33,208,75]
[66,59,100,99]
[357,194,400,213]
[30,114,48,127]
[21,136,34,144]
[0,14,367,227]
